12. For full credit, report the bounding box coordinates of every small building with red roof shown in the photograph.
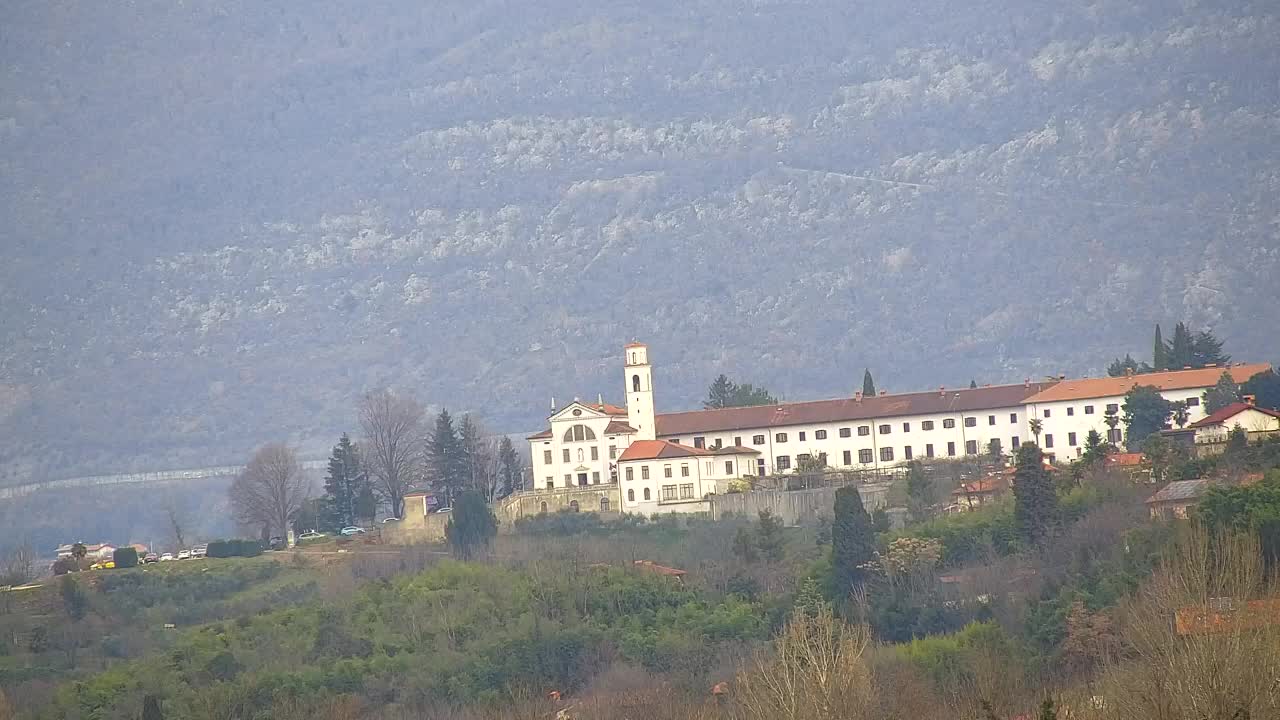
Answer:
[1184,402,1280,445]
[616,438,758,515]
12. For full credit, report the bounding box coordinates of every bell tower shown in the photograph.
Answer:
[624,342,656,441]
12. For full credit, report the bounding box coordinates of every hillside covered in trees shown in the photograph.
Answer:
[2,0,1279,481]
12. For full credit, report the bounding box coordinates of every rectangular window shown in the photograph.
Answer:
[625,466,634,481]
[664,465,672,478]
[843,450,852,465]
[671,439,681,445]
[725,461,734,475]
[734,436,742,447]
[1067,407,1075,417]
[776,455,791,471]
[859,449,873,464]
[546,477,553,489]
[799,431,807,441]
[590,446,599,461]
[753,434,766,445]
[965,440,978,455]
[544,450,553,464]
[922,420,935,431]
[1010,413,1018,424]
[947,442,956,457]
[988,415,996,426]
[776,432,788,443]
[904,445,913,460]
[1068,432,1077,447]
[1043,409,1052,418]
[1044,434,1054,449]
[880,447,894,462]
[694,436,705,449]
[964,417,977,428]
[642,466,650,480]
[592,471,600,484]
[1084,405,1094,415]
[679,484,695,499]
[858,426,871,436]
[879,424,891,435]
[797,453,812,466]
[903,422,911,433]
[562,449,571,463]
[1012,436,1020,450]
[815,429,827,440]
[1186,397,1200,407]
[1106,403,1120,413]
[564,474,571,484]
[681,464,690,477]
[839,428,852,438]
[943,419,956,429]
[1108,428,1123,443]
[706,461,713,475]
[926,444,935,458]
[662,485,677,501]
[609,445,617,459]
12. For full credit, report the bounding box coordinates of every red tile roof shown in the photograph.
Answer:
[633,560,686,577]
[1024,364,1271,404]
[605,421,638,435]
[527,429,553,440]
[653,381,1057,436]
[1105,452,1145,467]
[624,342,647,349]
[586,402,629,416]
[952,478,1006,496]
[617,439,715,462]
[1187,402,1280,429]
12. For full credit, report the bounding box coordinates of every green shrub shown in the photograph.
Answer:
[113,547,139,568]
[207,539,262,558]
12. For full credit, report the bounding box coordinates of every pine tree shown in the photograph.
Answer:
[1242,369,1280,411]
[428,410,465,504]
[496,436,523,498]
[444,490,497,560]
[1107,353,1141,377]
[831,485,875,596]
[1013,443,1058,548]
[705,374,737,409]
[862,369,876,396]
[793,575,828,618]
[323,433,362,529]
[1152,324,1166,371]
[1191,330,1230,367]
[457,413,482,495]
[1081,430,1107,465]
[1202,371,1241,414]
[756,510,785,563]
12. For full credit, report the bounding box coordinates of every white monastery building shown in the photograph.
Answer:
[527,343,1271,516]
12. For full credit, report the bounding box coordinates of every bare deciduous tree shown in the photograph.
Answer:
[161,489,192,550]
[229,444,309,539]
[1,542,34,586]
[359,388,424,519]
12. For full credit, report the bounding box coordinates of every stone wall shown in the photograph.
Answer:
[708,483,891,527]
[386,508,451,544]
[497,485,622,528]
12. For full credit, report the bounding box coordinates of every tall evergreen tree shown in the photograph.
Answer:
[905,460,935,522]
[141,695,164,720]
[862,369,876,397]
[1122,385,1174,450]
[1202,371,1241,414]
[323,433,363,529]
[457,413,482,494]
[1191,330,1230,368]
[1166,322,1195,369]
[444,490,497,560]
[705,374,737,409]
[1107,353,1142,377]
[755,510,786,563]
[1012,443,1058,548]
[428,410,466,504]
[1152,324,1166,371]
[1081,429,1108,465]
[831,486,875,596]
[496,436,523,498]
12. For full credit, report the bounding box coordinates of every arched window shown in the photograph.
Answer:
[569,500,580,512]
[643,488,651,501]
[539,502,547,514]
[627,489,635,502]
[630,352,636,364]
[562,424,597,442]
[600,497,610,512]
[632,374,641,392]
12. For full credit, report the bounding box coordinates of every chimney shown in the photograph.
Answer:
[1244,394,1257,405]
[940,386,946,396]
[597,393,604,405]
[1024,377,1031,388]
[551,397,557,411]
[854,391,863,402]
[879,390,887,396]
[1059,374,1066,380]
[1125,367,1134,377]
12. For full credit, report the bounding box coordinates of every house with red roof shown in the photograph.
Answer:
[615,438,759,515]
[1184,402,1280,444]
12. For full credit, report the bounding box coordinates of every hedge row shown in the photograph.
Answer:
[207,539,263,558]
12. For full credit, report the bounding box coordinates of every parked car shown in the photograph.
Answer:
[159,552,174,561]
[192,544,208,558]
[268,536,286,551]
[435,506,452,514]
[297,531,325,541]
[382,517,399,523]
[340,526,366,536]
[177,550,191,560]
[144,553,159,563]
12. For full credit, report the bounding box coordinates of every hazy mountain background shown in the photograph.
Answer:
[3,0,1279,486]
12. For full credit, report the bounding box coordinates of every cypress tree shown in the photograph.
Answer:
[831,486,875,596]
[1152,324,1166,371]
[497,436,523,498]
[444,490,497,560]
[142,695,164,720]
[1167,322,1195,370]
[1013,443,1058,548]
[457,413,481,495]
[862,369,876,397]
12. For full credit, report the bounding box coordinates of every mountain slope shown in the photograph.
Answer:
[2,0,1278,482]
